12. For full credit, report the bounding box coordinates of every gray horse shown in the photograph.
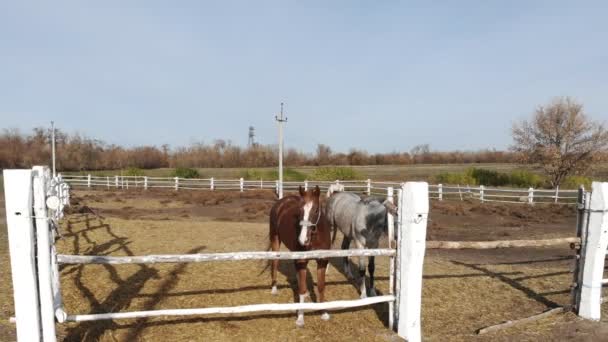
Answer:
[326,191,397,298]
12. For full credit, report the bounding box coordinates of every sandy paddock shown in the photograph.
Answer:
[4,188,608,341]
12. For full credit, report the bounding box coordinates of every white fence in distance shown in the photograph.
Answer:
[60,174,579,205]
[3,167,429,342]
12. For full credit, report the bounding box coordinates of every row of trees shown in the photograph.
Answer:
[1,97,606,187]
[0,129,517,171]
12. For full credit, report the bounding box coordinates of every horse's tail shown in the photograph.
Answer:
[258,234,276,275]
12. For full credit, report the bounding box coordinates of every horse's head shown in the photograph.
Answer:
[297,185,321,247]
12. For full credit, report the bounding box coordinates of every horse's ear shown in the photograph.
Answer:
[313,185,320,197]
[383,200,398,216]
[299,185,305,197]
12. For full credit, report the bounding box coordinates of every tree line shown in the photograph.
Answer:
[2,97,606,189]
[0,128,516,171]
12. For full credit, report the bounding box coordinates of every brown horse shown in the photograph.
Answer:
[268,185,331,327]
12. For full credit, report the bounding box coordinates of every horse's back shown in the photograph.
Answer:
[327,192,361,234]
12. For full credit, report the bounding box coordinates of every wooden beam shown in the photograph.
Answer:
[57,248,396,265]
[477,307,565,334]
[427,237,580,250]
[65,295,395,322]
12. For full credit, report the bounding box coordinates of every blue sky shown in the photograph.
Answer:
[1,1,606,153]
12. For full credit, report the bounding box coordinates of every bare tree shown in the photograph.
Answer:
[512,97,608,188]
[315,144,332,165]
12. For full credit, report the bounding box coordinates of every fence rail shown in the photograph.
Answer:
[60,174,579,205]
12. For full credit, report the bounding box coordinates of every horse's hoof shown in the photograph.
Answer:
[270,286,278,295]
[360,292,368,299]
[369,288,377,297]
[295,318,305,327]
[321,312,331,321]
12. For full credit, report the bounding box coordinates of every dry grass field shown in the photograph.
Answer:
[64,163,529,181]
[2,186,608,341]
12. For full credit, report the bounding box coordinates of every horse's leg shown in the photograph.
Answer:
[295,261,309,327]
[355,240,368,298]
[341,236,353,279]
[317,259,330,321]
[270,234,280,295]
[368,256,377,297]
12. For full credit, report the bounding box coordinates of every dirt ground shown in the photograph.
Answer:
[2,188,608,341]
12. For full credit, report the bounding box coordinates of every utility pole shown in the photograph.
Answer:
[275,103,287,199]
[51,121,56,178]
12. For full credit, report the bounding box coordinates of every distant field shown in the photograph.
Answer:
[62,163,531,181]
[61,163,608,183]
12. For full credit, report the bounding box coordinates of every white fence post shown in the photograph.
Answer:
[260,178,263,189]
[240,178,244,192]
[480,185,485,203]
[367,179,371,196]
[528,187,534,205]
[577,182,608,320]
[386,186,395,330]
[438,184,443,201]
[32,167,58,342]
[144,176,148,190]
[3,169,43,341]
[210,177,214,190]
[174,177,179,191]
[555,186,560,203]
[275,180,279,196]
[115,176,119,188]
[106,176,109,189]
[304,180,308,191]
[87,174,91,188]
[396,182,429,342]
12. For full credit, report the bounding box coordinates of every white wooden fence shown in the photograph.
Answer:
[60,174,579,204]
[3,166,429,342]
[4,166,607,341]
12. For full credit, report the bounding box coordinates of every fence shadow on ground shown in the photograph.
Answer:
[450,260,564,309]
[60,213,209,341]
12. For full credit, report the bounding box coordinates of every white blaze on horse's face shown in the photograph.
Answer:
[299,201,313,246]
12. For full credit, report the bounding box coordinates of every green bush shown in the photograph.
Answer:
[435,170,477,185]
[435,167,546,188]
[240,168,307,181]
[171,167,200,179]
[468,168,509,186]
[508,170,545,188]
[561,175,592,189]
[309,167,363,181]
[124,167,145,176]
